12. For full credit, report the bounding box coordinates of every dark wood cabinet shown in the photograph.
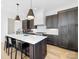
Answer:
[27,20,31,29]
[46,35,58,45]
[58,7,78,51]
[58,26,69,48]
[22,20,27,33]
[46,7,78,51]
[68,24,78,51]
[29,20,34,29]
[22,20,34,33]
[46,14,58,28]
[29,39,47,59]
[58,8,77,26]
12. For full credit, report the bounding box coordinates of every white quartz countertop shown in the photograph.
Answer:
[6,34,47,44]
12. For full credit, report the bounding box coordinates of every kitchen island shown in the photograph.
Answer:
[6,34,47,59]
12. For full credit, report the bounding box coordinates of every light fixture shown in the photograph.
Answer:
[27,0,35,20]
[15,3,20,20]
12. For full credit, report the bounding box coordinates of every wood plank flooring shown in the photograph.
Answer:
[1,44,78,59]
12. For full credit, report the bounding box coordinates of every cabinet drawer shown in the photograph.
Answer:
[47,35,58,46]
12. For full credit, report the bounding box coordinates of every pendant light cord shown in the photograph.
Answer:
[16,3,19,15]
[30,0,32,8]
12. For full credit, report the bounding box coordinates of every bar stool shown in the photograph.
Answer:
[4,36,11,55]
[20,42,29,59]
[4,36,8,53]
[4,36,17,59]
[4,36,29,59]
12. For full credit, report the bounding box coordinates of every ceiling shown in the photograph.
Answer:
[1,0,78,19]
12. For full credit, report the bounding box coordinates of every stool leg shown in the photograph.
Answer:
[7,42,9,55]
[21,44,23,59]
[4,42,6,51]
[6,47,7,53]
[8,47,10,56]
[21,50,23,59]
[11,47,13,59]
[6,42,8,53]
[20,42,22,59]
[15,48,17,59]
[6,37,8,54]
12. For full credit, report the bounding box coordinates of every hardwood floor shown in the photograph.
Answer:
[1,44,78,59]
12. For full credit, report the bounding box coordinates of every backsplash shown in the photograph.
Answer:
[45,29,59,35]
[31,28,59,35]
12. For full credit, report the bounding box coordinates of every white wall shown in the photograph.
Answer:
[1,15,8,42]
[34,9,46,25]
[8,18,15,34]
[37,25,46,32]
[1,0,8,42]
[46,4,77,16]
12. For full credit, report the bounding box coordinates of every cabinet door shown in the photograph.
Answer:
[58,7,78,26]
[22,20,34,30]
[58,11,69,27]
[74,9,78,24]
[27,20,31,29]
[46,17,52,28]
[58,26,69,48]
[46,14,58,28]
[68,24,78,51]
[22,20,27,32]
[30,20,34,29]
[68,25,76,50]
[53,36,58,46]
[46,35,58,46]
[75,25,78,51]
[58,7,78,51]
[67,10,76,25]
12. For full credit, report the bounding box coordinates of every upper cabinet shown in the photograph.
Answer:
[22,20,34,33]
[58,7,78,26]
[46,14,58,28]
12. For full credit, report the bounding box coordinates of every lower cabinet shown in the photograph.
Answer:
[58,25,69,49]
[46,28,78,51]
[68,24,78,51]
[46,35,59,46]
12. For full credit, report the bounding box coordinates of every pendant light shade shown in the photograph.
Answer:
[15,3,20,20]
[27,0,35,20]
[15,15,20,20]
[27,9,34,20]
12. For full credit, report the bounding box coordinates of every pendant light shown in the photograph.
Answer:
[15,3,20,20]
[27,0,35,20]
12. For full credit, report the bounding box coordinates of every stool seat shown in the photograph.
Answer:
[22,43,29,49]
